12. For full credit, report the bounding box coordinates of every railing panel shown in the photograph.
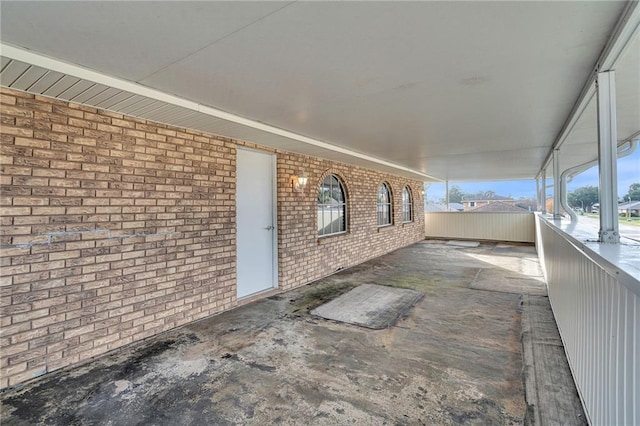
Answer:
[536,217,639,425]
[424,212,535,243]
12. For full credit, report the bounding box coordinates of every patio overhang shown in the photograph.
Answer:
[1,3,640,422]
[1,1,637,182]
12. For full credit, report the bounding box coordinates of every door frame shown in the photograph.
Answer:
[236,147,278,298]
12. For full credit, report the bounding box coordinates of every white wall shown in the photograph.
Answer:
[424,212,535,243]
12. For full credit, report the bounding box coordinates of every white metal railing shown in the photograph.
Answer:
[424,212,535,243]
[536,215,640,425]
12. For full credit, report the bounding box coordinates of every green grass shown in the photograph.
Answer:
[620,217,640,227]
[583,213,640,226]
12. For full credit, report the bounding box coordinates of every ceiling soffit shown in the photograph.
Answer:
[0,1,637,182]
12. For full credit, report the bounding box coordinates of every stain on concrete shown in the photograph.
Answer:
[0,240,578,425]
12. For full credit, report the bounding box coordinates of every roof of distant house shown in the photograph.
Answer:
[618,201,640,209]
[464,194,514,202]
[425,203,464,212]
[470,201,529,213]
[425,203,447,212]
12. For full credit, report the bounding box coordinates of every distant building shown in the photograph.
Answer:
[425,202,464,212]
[514,199,536,211]
[469,201,530,213]
[425,203,447,212]
[462,194,516,211]
[618,200,640,216]
[448,203,464,212]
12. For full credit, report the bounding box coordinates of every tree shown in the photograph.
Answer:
[568,185,599,212]
[443,185,465,204]
[483,190,496,199]
[623,183,640,201]
[423,183,432,204]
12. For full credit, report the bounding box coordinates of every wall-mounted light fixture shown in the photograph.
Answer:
[292,171,308,193]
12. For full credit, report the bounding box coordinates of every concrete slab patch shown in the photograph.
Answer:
[468,249,547,296]
[494,244,537,255]
[471,270,548,296]
[446,240,481,247]
[310,284,423,329]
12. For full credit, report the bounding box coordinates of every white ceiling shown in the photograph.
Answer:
[1,1,638,182]
[559,32,640,175]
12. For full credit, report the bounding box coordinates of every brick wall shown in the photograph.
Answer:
[0,87,424,388]
[276,154,424,289]
[0,88,238,388]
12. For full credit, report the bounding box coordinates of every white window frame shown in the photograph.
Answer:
[317,174,348,237]
[402,186,413,223]
[377,182,393,227]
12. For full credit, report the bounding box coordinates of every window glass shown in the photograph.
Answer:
[402,186,413,222]
[377,183,393,226]
[318,174,347,237]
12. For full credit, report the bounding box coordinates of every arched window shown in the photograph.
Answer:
[318,174,347,237]
[377,182,393,226]
[402,186,413,223]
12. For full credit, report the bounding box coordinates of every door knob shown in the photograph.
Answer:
[264,225,274,230]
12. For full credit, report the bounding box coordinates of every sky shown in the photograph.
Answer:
[425,148,640,203]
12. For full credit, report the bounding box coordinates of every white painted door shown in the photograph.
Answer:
[236,148,277,298]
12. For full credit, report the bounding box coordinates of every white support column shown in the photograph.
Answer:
[553,149,562,219]
[445,180,450,210]
[541,170,547,214]
[560,168,578,222]
[536,178,541,212]
[596,71,619,243]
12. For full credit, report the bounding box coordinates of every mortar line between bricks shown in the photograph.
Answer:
[0,229,182,249]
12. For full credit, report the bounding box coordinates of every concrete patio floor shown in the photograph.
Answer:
[0,240,584,425]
